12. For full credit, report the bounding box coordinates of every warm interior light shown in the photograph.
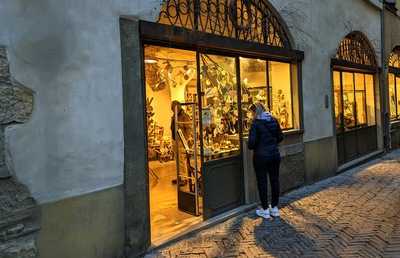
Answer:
[145,59,158,64]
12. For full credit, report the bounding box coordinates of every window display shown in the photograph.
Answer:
[389,73,397,120]
[365,74,375,126]
[269,61,293,129]
[342,72,356,129]
[200,54,240,160]
[388,48,400,121]
[240,58,294,133]
[334,71,376,131]
[144,45,299,163]
[355,73,366,126]
[240,57,268,132]
[333,71,343,131]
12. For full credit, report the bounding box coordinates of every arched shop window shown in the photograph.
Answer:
[388,46,400,120]
[149,0,300,136]
[332,31,378,164]
[141,0,303,240]
[333,32,377,132]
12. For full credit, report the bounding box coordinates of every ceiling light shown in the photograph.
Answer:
[145,59,157,64]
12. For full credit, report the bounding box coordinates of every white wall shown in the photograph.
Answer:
[0,0,161,203]
[269,0,382,142]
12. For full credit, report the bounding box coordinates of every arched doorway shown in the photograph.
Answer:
[388,46,400,148]
[332,32,378,165]
[140,0,303,243]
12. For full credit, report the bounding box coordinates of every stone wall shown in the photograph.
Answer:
[0,46,39,258]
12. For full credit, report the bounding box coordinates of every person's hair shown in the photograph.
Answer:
[249,102,266,118]
[171,100,181,112]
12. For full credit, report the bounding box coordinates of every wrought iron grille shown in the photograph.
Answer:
[335,32,377,67]
[157,0,290,48]
[389,46,400,69]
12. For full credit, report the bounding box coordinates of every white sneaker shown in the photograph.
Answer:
[270,206,280,217]
[256,208,271,219]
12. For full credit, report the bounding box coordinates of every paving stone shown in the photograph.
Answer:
[147,150,400,257]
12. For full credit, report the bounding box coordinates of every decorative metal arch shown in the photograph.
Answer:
[335,31,377,67]
[389,46,400,69]
[157,0,291,48]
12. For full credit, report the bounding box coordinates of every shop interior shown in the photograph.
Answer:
[333,71,376,130]
[145,46,202,243]
[144,45,296,243]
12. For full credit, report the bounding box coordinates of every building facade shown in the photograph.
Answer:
[0,0,398,258]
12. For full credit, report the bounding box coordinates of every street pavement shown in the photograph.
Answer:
[146,150,400,258]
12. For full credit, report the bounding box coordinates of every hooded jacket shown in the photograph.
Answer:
[248,112,283,161]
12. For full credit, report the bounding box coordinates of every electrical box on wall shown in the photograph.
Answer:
[325,95,329,109]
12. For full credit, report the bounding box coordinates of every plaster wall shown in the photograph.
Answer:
[269,0,382,142]
[0,0,382,203]
[0,0,161,203]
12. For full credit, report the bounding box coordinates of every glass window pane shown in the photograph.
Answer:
[397,76,400,120]
[389,73,397,120]
[342,72,355,130]
[355,91,366,125]
[354,73,366,125]
[365,74,376,126]
[333,71,343,130]
[239,57,267,134]
[200,54,240,160]
[269,61,293,129]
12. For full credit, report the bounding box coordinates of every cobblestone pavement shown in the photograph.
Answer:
[146,151,400,258]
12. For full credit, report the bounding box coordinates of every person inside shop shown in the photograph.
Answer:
[170,100,192,185]
[248,102,284,219]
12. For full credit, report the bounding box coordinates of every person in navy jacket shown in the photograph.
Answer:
[248,102,284,219]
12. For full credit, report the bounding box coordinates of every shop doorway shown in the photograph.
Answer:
[145,45,246,242]
[145,46,202,242]
[332,32,378,165]
[333,71,377,164]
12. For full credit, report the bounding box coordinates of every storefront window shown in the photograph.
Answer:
[240,58,294,133]
[269,61,293,129]
[365,74,376,126]
[388,73,400,121]
[240,57,267,132]
[389,47,400,121]
[355,73,366,126]
[335,71,375,131]
[333,71,343,130]
[389,73,397,120]
[342,72,356,129]
[200,54,240,160]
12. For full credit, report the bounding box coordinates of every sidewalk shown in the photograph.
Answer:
[146,150,400,258]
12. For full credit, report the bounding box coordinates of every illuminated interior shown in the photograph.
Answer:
[333,71,376,131]
[240,57,294,133]
[388,48,400,121]
[145,46,202,243]
[145,45,298,243]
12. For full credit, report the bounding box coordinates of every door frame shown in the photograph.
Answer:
[331,65,379,165]
[120,17,304,257]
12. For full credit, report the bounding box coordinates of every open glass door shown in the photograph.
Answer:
[199,53,244,219]
[175,102,202,216]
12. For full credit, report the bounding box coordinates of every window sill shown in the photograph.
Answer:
[390,120,400,129]
[283,128,304,136]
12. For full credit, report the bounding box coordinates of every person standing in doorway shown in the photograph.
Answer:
[248,102,284,219]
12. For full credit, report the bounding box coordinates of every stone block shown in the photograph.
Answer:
[0,47,11,85]
[0,84,34,125]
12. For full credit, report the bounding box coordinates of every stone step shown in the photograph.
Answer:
[0,218,40,242]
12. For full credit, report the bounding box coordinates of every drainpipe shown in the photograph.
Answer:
[380,5,391,152]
